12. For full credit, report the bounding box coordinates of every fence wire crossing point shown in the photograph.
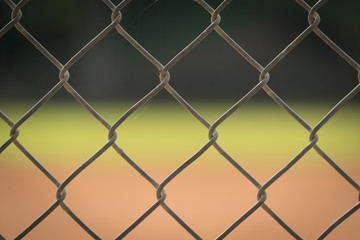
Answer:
[0,0,359,239]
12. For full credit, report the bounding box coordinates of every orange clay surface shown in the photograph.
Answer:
[1,163,359,240]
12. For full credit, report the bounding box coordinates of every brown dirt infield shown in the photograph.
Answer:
[1,164,359,240]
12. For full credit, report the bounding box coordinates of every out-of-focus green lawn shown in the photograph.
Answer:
[0,100,359,167]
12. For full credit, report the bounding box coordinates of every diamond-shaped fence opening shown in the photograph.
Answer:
[22,207,95,240]
[262,151,359,239]
[119,0,211,62]
[269,33,359,102]
[62,154,157,239]
[12,99,112,175]
[224,208,300,240]
[14,0,112,63]
[0,31,58,99]
[168,32,260,101]
[213,0,310,65]
[1,0,360,239]
[162,150,260,239]
[122,208,197,240]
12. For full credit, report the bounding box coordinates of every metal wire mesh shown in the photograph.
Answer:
[0,0,359,239]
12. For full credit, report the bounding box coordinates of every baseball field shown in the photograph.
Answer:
[0,100,359,239]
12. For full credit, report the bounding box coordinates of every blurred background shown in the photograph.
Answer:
[1,0,360,239]
[1,0,360,102]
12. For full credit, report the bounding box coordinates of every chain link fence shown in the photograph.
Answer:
[1,0,359,239]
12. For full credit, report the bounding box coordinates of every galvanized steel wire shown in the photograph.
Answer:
[0,0,359,239]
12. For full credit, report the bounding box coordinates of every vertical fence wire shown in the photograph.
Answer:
[0,0,359,239]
